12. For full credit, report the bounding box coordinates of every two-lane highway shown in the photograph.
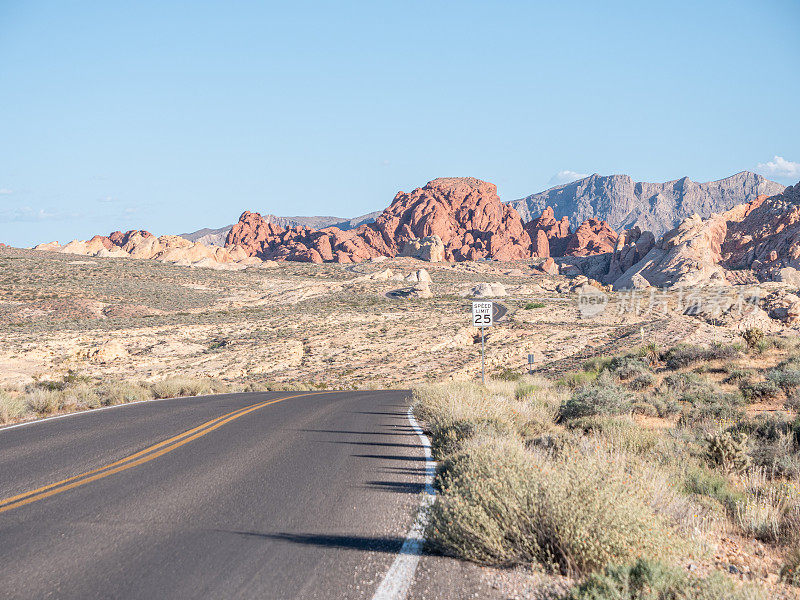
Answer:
[0,391,426,599]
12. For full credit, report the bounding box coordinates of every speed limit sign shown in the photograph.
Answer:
[472,301,493,328]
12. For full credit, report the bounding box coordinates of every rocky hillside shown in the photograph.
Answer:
[508,171,783,237]
[225,177,620,263]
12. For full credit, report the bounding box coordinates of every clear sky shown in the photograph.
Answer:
[1,0,799,247]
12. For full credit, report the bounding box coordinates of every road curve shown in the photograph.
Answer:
[0,390,425,599]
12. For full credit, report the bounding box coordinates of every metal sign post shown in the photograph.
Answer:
[528,353,535,375]
[471,301,493,384]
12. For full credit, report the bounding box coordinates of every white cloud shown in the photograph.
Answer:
[756,156,800,180]
[548,170,590,185]
[0,188,12,194]
[0,207,77,223]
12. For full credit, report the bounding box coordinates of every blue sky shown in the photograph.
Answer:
[1,0,799,247]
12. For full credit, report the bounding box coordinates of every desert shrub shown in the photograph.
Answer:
[25,389,63,416]
[682,464,742,512]
[96,381,153,406]
[662,345,708,370]
[0,391,28,424]
[662,344,741,370]
[428,417,512,460]
[742,327,765,350]
[723,368,752,384]
[557,383,632,422]
[524,302,545,309]
[642,394,681,418]
[767,367,800,393]
[678,402,745,428]
[514,382,540,400]
[781,547,800,587]
[150,377,213,399]
[706,431,750,474]
[739,379,780,402]
[606,356,653,381]
[627,372,656,391]
[582,356,613,373]
[558,371,598,389]
[60,383,99,410]
[569,558,765,600]
[660,372,719,405]
[428,440,541,566]
[494,368,522,382]
[786,389,800,412]
[630,402,658,417]
[428,441,682,573]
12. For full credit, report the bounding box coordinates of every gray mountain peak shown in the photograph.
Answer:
[507,171,784,236]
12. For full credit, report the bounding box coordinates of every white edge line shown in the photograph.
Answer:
[0,391,268,433]
[371,405,437,600]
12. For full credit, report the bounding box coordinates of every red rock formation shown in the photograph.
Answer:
[564,218,618,257]
[722,186,800,280]
[226,178,533,262]
[108,230,154,248]
[525,207,571,257]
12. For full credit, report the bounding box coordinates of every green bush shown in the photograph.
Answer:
[661,344,741,370]
[568,559,764,600]
[678,402,745,428]
[558,371,599,389]
[723,369,752,384]
[606,356,653,381]
[524,302,545,309]
[582,356,613,373]
[494,368,522,382]
[767,368,800,393]
[739,379,780,402]
[682,464,743,512]
[558,383,632,422]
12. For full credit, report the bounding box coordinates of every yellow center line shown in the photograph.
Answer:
[0,392,326,514]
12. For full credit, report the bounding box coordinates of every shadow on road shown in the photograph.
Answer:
[227,531,406,553]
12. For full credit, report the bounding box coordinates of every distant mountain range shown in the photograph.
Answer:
[180,212,381,246]
[179,171,784,243]
[507,171,784,237]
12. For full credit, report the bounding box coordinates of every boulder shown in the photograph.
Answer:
[401,236,446,262]
[469,282,507,297]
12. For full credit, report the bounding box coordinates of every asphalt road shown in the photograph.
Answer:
[0,390,426,600]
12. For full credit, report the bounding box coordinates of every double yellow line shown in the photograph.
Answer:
[0,392,320,515]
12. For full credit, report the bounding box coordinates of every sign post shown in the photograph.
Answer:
[528,353,535,375]
[471,301,494,384]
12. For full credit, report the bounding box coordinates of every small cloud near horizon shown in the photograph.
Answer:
[756,156,800,180]
[548,170,590,185]
[0,188,13,194]
[0,206,79,223]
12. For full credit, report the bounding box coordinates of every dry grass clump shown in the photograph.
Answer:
[568,558,766,600]
[150,377,217,399]
[427,436,683,574]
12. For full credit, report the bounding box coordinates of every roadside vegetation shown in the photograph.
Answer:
[413,329,800,598]
[0,373,329,426]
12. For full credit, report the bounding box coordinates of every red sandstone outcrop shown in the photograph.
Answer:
[564,218,618,257]
[721,187,800,281]
[226,178,535,263]
[524,207,570,257]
